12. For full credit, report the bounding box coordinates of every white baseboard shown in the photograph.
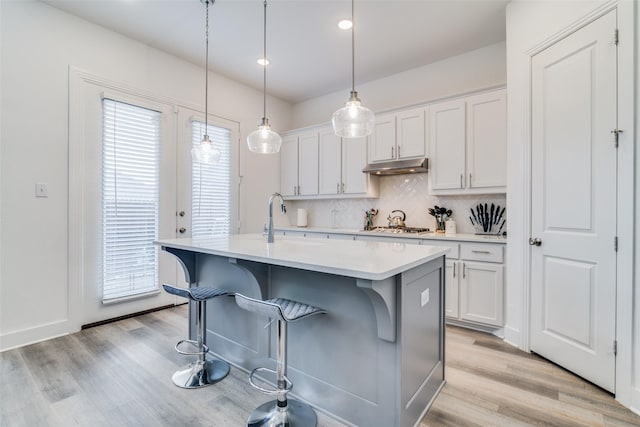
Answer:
[503,325,524,350]
[0,319,75,352]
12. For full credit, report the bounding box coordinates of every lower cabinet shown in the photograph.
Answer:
[444,243,505,327]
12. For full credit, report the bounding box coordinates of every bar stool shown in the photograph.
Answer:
[235,294,325,427]
[162,284,231,389]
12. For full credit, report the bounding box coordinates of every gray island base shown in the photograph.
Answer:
[157,235,447,427]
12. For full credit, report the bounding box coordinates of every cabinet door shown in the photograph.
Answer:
[369,113,396,162]
[318,128,343,195]
[459,261,504,326]
[445,260,459,318]
[298,131,319,196]
[428,99,466,190]
[466,90,507,189]
[342,136,368,195]
[280,135,298,197]
[396,107,426,159]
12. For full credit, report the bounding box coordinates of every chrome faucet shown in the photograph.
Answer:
[266,192,286,243]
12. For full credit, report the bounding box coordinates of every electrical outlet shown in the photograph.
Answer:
[421,288,430,307]
[35,183,48,198]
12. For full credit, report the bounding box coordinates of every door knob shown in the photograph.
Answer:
[178,227,186,234]
[178,210,186,217]
[529,237,542,246]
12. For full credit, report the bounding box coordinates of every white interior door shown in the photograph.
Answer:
[530,10,617,392]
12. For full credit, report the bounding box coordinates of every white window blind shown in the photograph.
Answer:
[102,99,161,301]
[192,121,232,237]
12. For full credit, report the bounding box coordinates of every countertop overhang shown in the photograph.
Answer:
[156,234,449,281]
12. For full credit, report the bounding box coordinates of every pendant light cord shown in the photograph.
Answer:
[204,0,210,132]
[262,0,267,120]
[351,0,355,93]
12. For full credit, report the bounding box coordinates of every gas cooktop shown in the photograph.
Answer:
[365,226,431,234]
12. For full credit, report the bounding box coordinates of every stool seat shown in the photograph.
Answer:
[235,295,325,322]
[162,284,229,301]
[235,293,325,427]
[162,283,231,389]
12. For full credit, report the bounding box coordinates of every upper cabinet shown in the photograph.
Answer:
[369,107,426,163]
[282,126,378,199]
[280,131,319,197]
[428,89,507,195]
[318,127,376,196]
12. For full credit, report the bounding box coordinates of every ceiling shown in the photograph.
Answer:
[42,0,509,104]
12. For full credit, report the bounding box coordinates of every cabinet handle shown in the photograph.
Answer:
[469,173,473,188]
[460,174,463,188]
[453,263,456,278]
[397,145,401,158]
[341,182,345,193]
[337,183,340,194]
[391,146,395,158]
[462,262,466,278]
[471,250,491,254]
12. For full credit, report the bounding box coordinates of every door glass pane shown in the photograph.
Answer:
[102,99,160,301]
[191,121,232,236]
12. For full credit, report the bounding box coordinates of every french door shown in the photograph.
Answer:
[530,10,617,392]
[74,79,239,327]
[77,84,177,326]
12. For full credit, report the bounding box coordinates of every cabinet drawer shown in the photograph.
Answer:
[460,243,503,263]
[422,241,459,259]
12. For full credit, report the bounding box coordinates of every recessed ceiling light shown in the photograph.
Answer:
[338,19,352,30]
[257,58,270,66]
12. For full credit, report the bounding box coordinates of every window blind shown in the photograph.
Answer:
[102,99,161,301]
[192,121,232,237]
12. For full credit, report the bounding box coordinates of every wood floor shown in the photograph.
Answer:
[1,305,639,427]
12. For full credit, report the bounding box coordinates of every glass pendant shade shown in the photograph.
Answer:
[247,118,282,154]
[332,91,375,138]
[191,134,221,164]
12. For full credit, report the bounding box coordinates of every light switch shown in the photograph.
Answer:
[36,183,48,198]
[421,288,430,307]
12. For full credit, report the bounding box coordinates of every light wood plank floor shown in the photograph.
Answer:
[1,305,639,426]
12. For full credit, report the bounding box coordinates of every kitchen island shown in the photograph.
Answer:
[157,234,448,427]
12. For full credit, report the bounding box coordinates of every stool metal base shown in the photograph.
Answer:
[171,358,230,389]
[247,399,317,427]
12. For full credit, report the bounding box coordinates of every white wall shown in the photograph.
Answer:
[506,0,638,413]
[0,0,292,350]
[291,41,506,129]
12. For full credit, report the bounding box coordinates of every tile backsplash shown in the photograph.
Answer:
[285,174,506,235]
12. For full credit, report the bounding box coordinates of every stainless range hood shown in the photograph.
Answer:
[362,157,428,176]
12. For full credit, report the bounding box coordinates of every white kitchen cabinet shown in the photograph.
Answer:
[428,89,506,195]
[280,135,299,197]
[459,261,504,326]
[319,127,372,196]
[369,107,426,163]
[438,241,505,328]
[280,131,319,197]
[445,259,459,318]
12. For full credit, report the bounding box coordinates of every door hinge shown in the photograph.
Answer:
[613,340,617,356]
[611,129,623,148]
[614,29,619,45]
[614,236,618,252]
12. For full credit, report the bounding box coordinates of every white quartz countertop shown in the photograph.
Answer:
[156,234,449,281]
[276,226,507,244]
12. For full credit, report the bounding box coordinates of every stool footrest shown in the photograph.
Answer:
[175,339,209,356]
[249,367,293,396]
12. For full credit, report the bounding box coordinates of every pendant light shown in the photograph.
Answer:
[332,0,374,138]
[192,0,221,164]
[247,0,282,154]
